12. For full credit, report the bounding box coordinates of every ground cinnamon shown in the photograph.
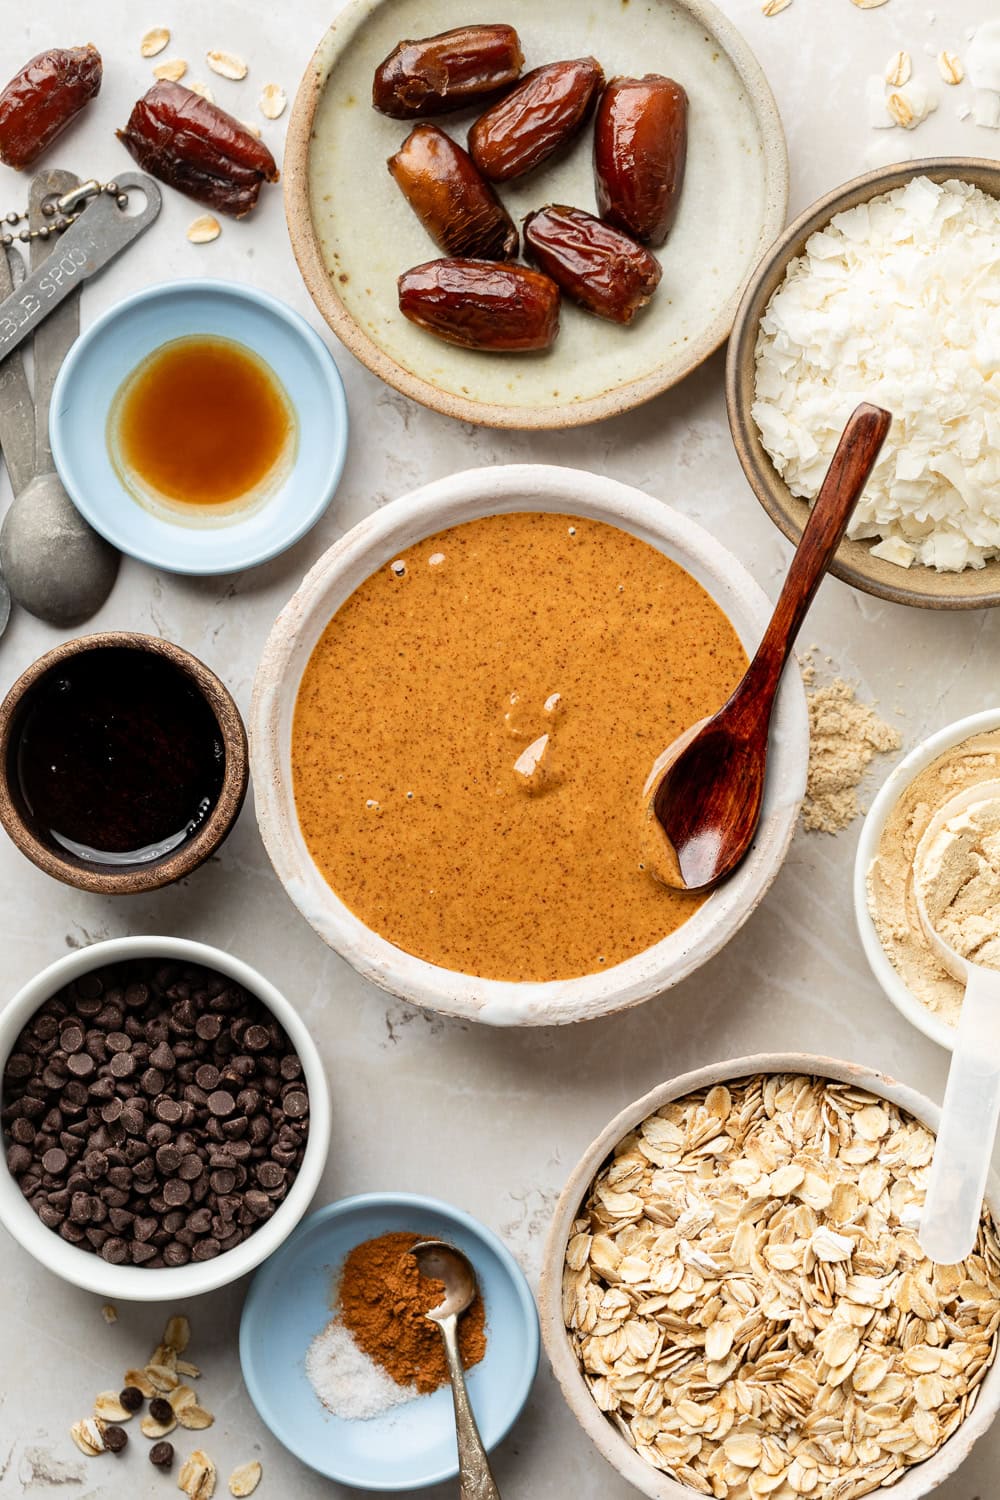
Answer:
[338,1230,487,1392]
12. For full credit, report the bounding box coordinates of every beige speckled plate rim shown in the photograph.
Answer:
[283,0,790,430]
[726,156,1000,610]
[538,1052,1000,1499]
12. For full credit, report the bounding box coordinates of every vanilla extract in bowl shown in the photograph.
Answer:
[15,646,225,866]
[108,334,297,522]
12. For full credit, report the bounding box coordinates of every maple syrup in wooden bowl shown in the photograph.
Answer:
[0,632,248,894]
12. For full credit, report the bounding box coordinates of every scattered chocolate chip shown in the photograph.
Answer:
[150,1439,174,1468]
[120,1384,145,1412]
[104,1424,128,1452]
[149,1396,173,1424]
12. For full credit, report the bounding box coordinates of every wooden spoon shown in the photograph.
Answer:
[644,401,892,894]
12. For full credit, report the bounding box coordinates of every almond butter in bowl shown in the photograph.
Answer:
[542,1061,1000,1500]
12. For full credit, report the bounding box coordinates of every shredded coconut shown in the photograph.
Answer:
[306,1317,418,1421]
[754,177,1000,572]
[802,678,900,833]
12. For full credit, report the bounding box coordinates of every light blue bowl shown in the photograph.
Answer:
[239,1193,539,1491]
[50,280,348,575]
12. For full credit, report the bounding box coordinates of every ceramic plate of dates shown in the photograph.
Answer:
[285,0,789,429]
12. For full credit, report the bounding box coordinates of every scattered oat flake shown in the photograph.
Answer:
[229,1461,262,1497]
[207,49,248,81]
[141,27,170,57]
[179,1449,217,1500]
[938,49,965,83]
[94,1392,132,1422]
[851,0,889,7]
[70,1417,106,1456]
[885,49,912,85]
[154,58,188,82]
[124,1368,156,1399]
[101,1303,117,1324]
[142,1412,177,1439]
[187,215,221,244]
[761,0,792,14]
[177,1403,215,1431]
[258,83,287,120]
[188,81,215,102]
[164,1316,191,1354]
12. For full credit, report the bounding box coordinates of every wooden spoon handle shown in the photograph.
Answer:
[744,401,891,702]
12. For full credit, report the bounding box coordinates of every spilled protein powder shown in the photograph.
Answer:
[803,677,901,833]
[867,728,1000,1025]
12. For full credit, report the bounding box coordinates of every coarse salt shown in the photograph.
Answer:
[753,177,1000,572]
[306,1317,417,1421]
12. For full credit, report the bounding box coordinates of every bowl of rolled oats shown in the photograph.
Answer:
[539,1056,1000,1500]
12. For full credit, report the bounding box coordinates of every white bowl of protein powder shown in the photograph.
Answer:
[855,709,1000,1050]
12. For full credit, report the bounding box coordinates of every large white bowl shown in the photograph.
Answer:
[0,936,331,1301]
[251,464,809,1026]
[539,1053,1000,1499]
[854,709,1000,1053]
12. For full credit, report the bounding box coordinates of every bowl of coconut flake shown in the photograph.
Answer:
[727,158,1000,610]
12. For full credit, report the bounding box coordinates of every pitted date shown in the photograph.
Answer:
[398,258,560,351]
[373,24,524,118]
[116,81,279,218]
[594,75,688,246]
[523,205,661,324]
[0,44,102,170]
[389,125,518,260]
[468,57,604,183]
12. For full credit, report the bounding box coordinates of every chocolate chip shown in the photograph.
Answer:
[120,1385,144,1412]
[42,1147,68,1175]
[106,1031,131,1053]
[101,1236,128,1264]
[149,1042,175,1071]
[177,1152,204,1181]
[59,1025,85,1054]
[103,1424,128,1453]
[164,1241,190,1266]
[163,1178,191,1206]
[195,1014,221,1041]
[191,1236,222,1261]
[283,1091,308,1119]
[149,1397,173,1424]
[150,1440,174,1468]
[207,1090,235,1117]
[141,1068,165,1096]
[195,1064,220,1091]
[154,1097,183,1124]
[109,1052,135,1079]
[257,1161,285,1190]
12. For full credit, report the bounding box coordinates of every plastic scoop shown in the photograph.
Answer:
[914,778,1000,1265]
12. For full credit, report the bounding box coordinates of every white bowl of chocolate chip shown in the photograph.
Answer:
[0,935,331,1300]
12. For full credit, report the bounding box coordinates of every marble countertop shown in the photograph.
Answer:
[0,0,997,1495]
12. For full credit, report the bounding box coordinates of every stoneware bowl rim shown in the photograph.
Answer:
[538,1051,1000,1499]
[726,155,1000,610]
[853,708,1000,1054]
[250,462,809,1027]
[0,934,331,1301]
[238,1190,540,1489]
[0,630,248,895]
[282,0,789,430]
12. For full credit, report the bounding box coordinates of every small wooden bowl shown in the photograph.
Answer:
[726,157,1000,610]
[0,631,248,895]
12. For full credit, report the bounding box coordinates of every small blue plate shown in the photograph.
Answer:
[239,1193,539,1491]
[50,280,348,575]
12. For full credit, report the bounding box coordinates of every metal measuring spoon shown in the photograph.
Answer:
[412,1239,500,1500]
[0,170,118,627]
[914,779,1000,1266]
